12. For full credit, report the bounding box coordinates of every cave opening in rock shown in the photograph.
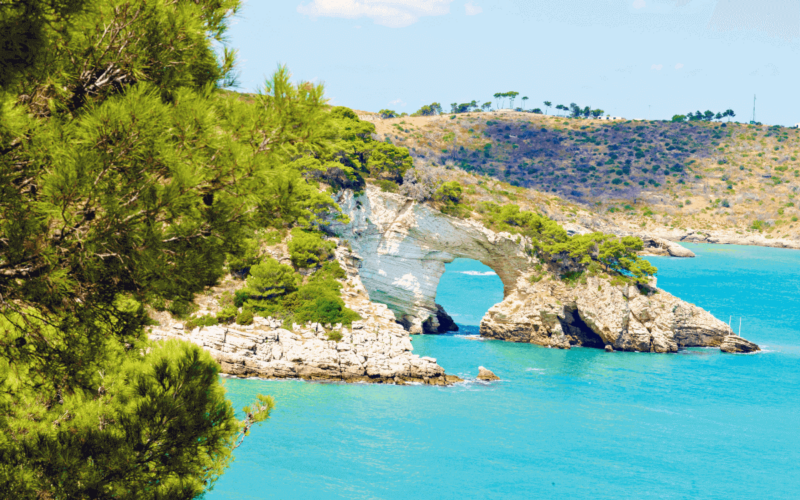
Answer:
[559,307,606,348]
[433,258,505,333]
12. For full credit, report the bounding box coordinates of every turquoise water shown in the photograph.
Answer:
[208,244,800,499]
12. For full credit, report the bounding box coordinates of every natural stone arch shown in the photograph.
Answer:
[330,186,534,333]
[329,186,753,354]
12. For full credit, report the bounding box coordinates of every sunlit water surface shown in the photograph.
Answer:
[208,244,800,499]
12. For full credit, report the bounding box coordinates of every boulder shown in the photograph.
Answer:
[720,335,761,354]
[477,366,500,381]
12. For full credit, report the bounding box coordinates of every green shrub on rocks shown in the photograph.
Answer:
[479,202,656,284]
[236,309,254,325]
[185,314,219,330]
[217,305,239,324]
[245,258,299,299]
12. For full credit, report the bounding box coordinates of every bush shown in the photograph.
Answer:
[721,199,730,208]
[435,181,463,203]
[185,314,219,330]
[236,309,254,326]
[246,258,299,298]
[168,299,196,318]
[234,289,250,308]
[217,306,238,324]
[227,236,262,278]
[288,229,335,268]
[327,330,344,342]
[375,179,399,193]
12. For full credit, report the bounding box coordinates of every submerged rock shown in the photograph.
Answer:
[477,366,500,381]
[720,335,761,354]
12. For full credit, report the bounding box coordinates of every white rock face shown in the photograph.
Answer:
[148,272,458,384]
[329,186,533,333]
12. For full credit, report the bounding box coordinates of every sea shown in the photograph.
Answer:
[207,243,800,499]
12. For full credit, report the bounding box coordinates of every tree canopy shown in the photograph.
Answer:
[0,0,407,496]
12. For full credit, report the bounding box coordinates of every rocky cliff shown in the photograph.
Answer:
[330,186,759,353]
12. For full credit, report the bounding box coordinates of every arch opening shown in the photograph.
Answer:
[432,258,505,334]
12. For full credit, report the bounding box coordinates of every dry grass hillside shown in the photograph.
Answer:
[372,111,800,240]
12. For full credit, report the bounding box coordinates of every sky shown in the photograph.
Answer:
[225,0,800,125]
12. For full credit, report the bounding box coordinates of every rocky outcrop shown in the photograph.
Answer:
[147,240,462,385]
[149,316,458,385]
[477,366,500,381]
[330,186,758,354]
[329,186,534,333]
[480,273,742,353]
[720,335,761,354]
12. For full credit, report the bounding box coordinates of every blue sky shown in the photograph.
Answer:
[226,0,800,125]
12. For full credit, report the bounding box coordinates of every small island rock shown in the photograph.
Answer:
[477,366,500,381]
[604,345,614,352]
[720,335,760,354]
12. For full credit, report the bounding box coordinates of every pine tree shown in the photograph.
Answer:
[0,1,344,496]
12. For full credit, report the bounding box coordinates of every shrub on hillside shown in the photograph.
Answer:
[288,229,335,268]
[236,309,254,326]
[245,258,299,299]
[435,181,463,203]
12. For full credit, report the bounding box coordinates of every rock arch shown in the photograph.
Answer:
[330,186,533,333]
[330,186,758,353]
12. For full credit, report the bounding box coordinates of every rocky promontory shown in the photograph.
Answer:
[480,273,737,352]
[330,186,759,354]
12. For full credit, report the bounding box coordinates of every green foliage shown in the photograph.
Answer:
[245,261,359,327]
[0,2,331,493]
[479,203,656,284]
[217,305,238,324]
[234,290,251,308]
[245,258,299,299]
[435,181,463,203]
[375,179,399,193]
[185,314,220,330]
[236,309,254,325]
[327,330,344,342]
[288,229,335,268]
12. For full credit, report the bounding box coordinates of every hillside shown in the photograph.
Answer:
[372,111,800,241]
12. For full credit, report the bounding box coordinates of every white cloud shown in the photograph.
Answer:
[675,63,684,69]
[390,98,406,107]
[297,0,453,28]
[651,64,663,70]
[465,2,482,15]
[632,0,646,9]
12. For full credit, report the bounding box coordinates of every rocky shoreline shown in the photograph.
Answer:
[147,240,462,386]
